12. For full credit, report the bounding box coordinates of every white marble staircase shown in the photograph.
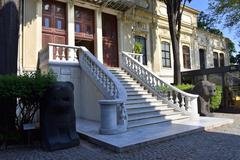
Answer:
[109,68,190,129]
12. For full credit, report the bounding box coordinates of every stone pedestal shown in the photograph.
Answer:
[99,99,126,135]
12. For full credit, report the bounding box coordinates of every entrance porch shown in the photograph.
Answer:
[38,43,233,152]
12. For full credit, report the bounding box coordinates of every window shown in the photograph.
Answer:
[161,42,171,68]
[135,36,147,65]
[182,45,191,69]
[220,53,224,67]
[75,23,81,32]
[43,17,50,28]
[56,19,62,29]
[213,52,219,68]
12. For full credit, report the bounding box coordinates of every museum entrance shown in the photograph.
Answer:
[74,6,95,54]
[102,13,118,67]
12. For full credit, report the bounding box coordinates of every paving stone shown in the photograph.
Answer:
[0,113,240,160]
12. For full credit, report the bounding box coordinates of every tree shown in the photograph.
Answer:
[209,0,240,39]
[197,11,237,64]
[163,0,191,85]
[197,11,223,36]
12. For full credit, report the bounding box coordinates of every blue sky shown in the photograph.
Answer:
[187,0,240,53]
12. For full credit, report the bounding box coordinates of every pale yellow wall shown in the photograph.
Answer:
[22,0,42,71]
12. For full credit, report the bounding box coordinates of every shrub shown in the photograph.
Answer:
[0,70,56,132]
[175,84,194,91]
[210,85,222,110]
[156,85,170,95]
[176,84,222,110]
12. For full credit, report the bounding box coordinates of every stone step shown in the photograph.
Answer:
[116,76,133,80]
[119,79,136,83]
[128,111,181,121]
[126,90,150,95]
[114,75,132,81]
[108,68,124,72]
[122,83,142,88]
[125,101,165,108]
[111,71,129,75]
[126,87,146,92]
[127,94,154,100]
[126,98,159,105]
[108,67,122,71]
[128,115,190,128]
[127,106,173,115]
[120,81,139,85]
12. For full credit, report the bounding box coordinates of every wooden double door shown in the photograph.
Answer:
[42,0,67,48]
[102,13,118,67]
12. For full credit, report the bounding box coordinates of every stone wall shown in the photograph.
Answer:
[40,62,102,121]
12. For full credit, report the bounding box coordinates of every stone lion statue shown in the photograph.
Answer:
[40,82,79,151]
[191,81,216,116]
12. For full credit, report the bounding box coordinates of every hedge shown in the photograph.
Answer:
[175,84,222,110]
[0,71,56,132]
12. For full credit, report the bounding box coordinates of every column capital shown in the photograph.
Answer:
[68,0,75,7]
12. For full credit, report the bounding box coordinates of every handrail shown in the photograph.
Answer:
[124,51,143,64]
[79,47,127,100]
[121,51,199,118]
[79,47,128,134]
[38,43,128,134]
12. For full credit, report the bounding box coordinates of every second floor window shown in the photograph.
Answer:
[162,42,171,68]
[183,45,191,69]
[213,52,219,68]
[220,53,224,67]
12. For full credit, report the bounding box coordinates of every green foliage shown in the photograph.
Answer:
[175,84,222,110]
[230,52,240,64]
[210,85,222,110]
[175,84,194,91]
[156,85,170,94]
[209,0,240,40]
[197,11,223,36]
[134,42,143,54]
[0,70,56,129]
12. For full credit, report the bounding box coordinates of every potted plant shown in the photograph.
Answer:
[134,42,143,54]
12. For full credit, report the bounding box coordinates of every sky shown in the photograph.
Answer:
[186,0,240,53]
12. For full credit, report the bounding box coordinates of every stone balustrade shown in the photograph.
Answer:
[39,43,128,135]
[121,51,199,118]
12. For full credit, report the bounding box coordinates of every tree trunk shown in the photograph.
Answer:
[166,3,182,85]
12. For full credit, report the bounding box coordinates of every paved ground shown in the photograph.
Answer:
[1,113,240,160]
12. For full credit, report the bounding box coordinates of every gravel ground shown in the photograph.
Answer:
[1,113,240,160]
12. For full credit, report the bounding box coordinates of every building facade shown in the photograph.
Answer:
[2,0,229,83]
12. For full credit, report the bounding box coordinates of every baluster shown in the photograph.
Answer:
[49,45,53,61]
[175,92,179,108]
[104,74,108,88]
[147,72,151,85]
[186,97,191,112]
[56,46,60,60]
[152,76,156,88]
[107,79,111,93]
[140,55,143,64]
[67,48,72,61]
[169,90,173,102]
[62,47,66,61]
[181,95,185,110]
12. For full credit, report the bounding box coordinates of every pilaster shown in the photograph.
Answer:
[95,9,103,63]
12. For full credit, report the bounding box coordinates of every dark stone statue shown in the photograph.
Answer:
[40,82,79,151]
[191,81,216,116]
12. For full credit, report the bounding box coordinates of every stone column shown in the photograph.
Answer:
[117,16,123,65]
[95,9,103,63]
[98,99,125,135]
[67,2,74,46]
[151,23,160,73]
